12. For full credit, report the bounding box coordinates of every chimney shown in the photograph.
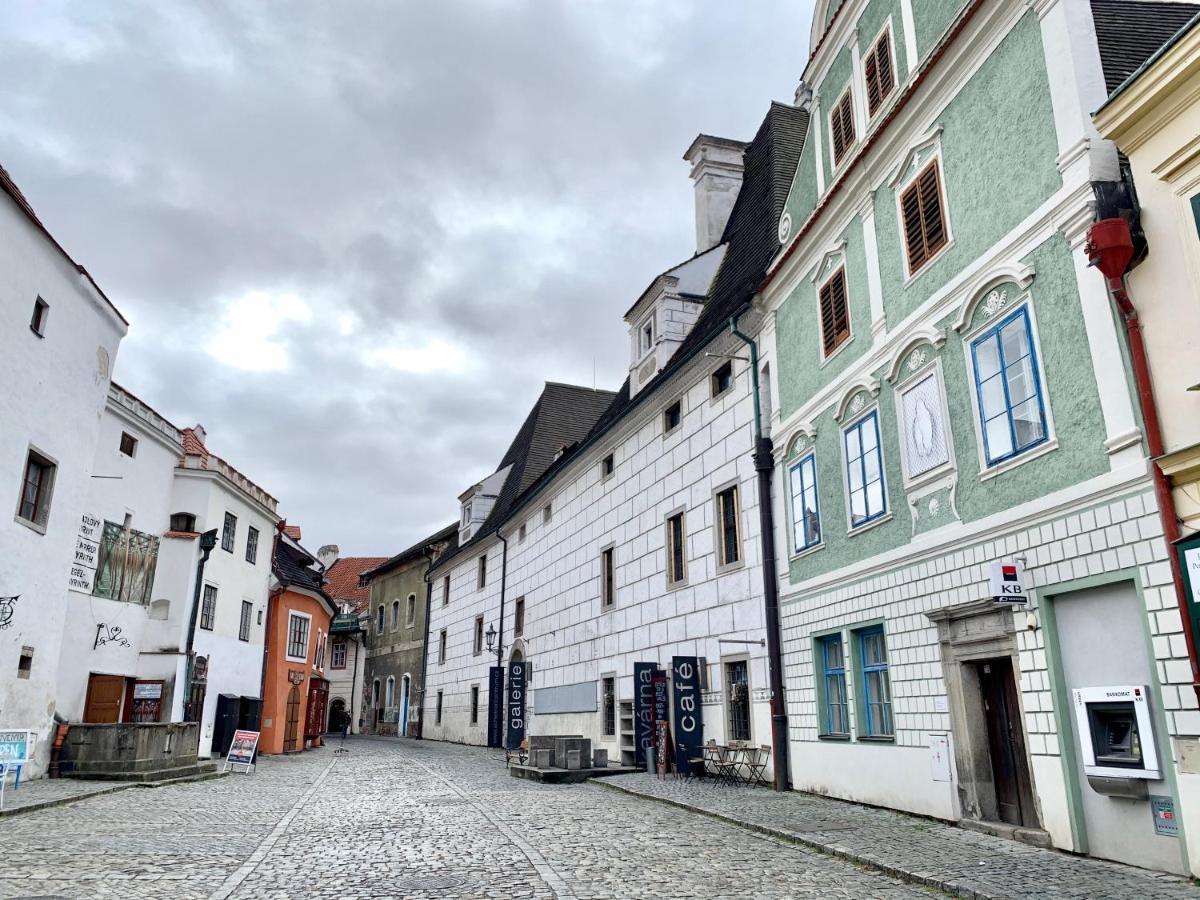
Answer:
[191,424,207,446]
[317,544,339,569]
[683,135,749,253]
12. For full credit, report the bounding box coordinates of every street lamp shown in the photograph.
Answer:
[485,623,498,654]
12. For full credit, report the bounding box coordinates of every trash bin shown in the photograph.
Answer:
[646,747,656,774]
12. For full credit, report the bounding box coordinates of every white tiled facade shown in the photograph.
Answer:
[425,328,776,762]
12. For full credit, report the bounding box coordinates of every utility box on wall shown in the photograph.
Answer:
[1072,685,1160,796]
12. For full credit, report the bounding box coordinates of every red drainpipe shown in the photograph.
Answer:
[1086,217,1200,704]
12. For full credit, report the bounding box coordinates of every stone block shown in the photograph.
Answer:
[566,749,583,770]
[592,749,608,768]
[533,749,552,769]
[554,737,591,768]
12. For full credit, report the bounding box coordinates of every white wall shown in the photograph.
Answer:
[426,327,777,762]
[0,186,126,776]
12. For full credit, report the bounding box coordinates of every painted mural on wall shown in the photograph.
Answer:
[92,520,160,605]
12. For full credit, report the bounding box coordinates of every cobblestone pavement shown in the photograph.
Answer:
[0,775,132,815]
[601,772,1200,900]
[0,737,936,900]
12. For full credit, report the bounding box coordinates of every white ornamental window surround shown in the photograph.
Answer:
[895,358,955,489]
[639,313,655,358]
[863,18,899,122]
[959,292,1059,481]
[286,610,312,662]
[887,130,954,285]
[840,401,890,532]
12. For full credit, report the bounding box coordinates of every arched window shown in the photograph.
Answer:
[391,600,400,630]
[406,593,416,626]
[385,676,395,709]
[372,679,380,708]
[376,605,385,634]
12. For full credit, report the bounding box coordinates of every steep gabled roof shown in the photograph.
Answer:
[360,522,460,583]
[272,535,333,605]
[434,382,614,571]
[1092,0,1200,93]
[324,556,390,611]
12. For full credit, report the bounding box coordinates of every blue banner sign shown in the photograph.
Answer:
[633,662,656,769]
[0,731,31,764]
[506,658,528,750]
[671,656,703,774]
[488,666,505,748]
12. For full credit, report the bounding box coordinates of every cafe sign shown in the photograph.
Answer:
[671,656,703,774]
[633,662,656,769]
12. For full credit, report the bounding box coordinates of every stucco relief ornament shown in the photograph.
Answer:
[849,393,866,415]
[982,289,1009,319]
[907,347,927,372]
[778,211,792,244]
[0,595,18,630]
[928,497,941,517]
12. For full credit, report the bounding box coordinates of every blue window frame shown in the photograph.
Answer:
[844,411,886,528]
[789,453,821,552]
[970,306,1048,466]
[856,626,893,738]
[819,634,849,736]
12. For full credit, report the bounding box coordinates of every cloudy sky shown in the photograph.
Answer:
[2,1,813,556]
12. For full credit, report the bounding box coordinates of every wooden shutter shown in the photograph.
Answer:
[901,161,947,274]
[831,91,855,165]
[819,267,850,356]
[866,29,895,117]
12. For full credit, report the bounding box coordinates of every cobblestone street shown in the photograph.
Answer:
[0,738,934,899]
[2,737,1197,899]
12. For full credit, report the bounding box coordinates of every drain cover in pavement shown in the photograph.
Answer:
[388,876,469,892]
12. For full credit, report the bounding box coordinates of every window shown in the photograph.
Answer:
[170,512,196,533]
[119,432,138,457]
[200,584,217,631]
[315,630,326,669]
[473,615,484,655]
[439,629,447,664]
[221,511,237,553]
[16,448,56,530]
[725,660,751,742]
[514,596,525,637]
[818,266,851,357]
[239,600,252,641]
[970,307,1048,466]
[470,685,480,725]
[518,523,527,543]
[899,370,951,479]
[844,411,887,528]
[385,676,395,709]
[830,87,856,165]
[442,574,451,606]
[391,600,400,630]
[663,400,682,434]
[461,501,472,527]
[864,26,896,117]
[601,546,615,609]
[818,635,850,737]
[856,627,893,738]
[602,676,616,736]
[715,485,742,568]
[477,554,487,588]
[640,317,654,354]
[30,296,49,336]
[372,679,380,710]
[406,593,416,626]
[543,504,552,525]
[436,690,444,724]
[377,605,385,634]
[711,361,733,398]
[601,453,615,479]
[665,510,687,587]
[900,160,948,274]
[331,639,347,669]
[789,454,821,552]
[287,613,311,660]
[246,526,259,564]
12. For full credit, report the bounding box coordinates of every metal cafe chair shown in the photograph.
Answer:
[745,744,771,785]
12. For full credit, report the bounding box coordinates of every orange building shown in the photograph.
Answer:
[261,526,335,754]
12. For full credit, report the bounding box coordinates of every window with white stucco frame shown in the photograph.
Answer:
[842,408,889,531]
[286,611,312,662]
[788,452,822,554]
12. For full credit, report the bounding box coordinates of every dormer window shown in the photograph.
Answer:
[462,502,472,527]
[640,316,654,355]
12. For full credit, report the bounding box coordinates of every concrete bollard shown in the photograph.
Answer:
[533,749,552,769]
[592,749,609,769]
[566,749,583,770]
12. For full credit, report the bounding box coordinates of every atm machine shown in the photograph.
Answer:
[1071,685,1160,797]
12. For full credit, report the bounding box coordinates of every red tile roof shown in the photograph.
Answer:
[282,524,302,541]
[181,427,211,468]
[324,557,389,611]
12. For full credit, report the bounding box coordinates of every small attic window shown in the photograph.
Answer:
[543,503,553,525]
[30,297,49,337]
[711,361,734,398]
[601,453,615,480]
[640,317,654,354]
[170,512,197,533]
[664,400,682,434]
[119,432,138,458]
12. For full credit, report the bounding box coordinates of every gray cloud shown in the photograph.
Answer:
[0,0,811,553]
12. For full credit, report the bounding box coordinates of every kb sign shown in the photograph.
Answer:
[671,656,703,774]
[989,560,1029,605]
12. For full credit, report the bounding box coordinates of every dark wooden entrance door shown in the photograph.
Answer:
[284,685,301,753]
[978,658,1034,826]
[83,674,126,723]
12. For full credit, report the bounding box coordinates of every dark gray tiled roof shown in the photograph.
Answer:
[273,538,331,599]
[1092,0,1200,93]
[360,522,459,583]
[434,382,615,570]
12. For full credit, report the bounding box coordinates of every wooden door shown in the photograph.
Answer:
[979,659,1034,826]
[84,674,126,723]
[284,685,300,752]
